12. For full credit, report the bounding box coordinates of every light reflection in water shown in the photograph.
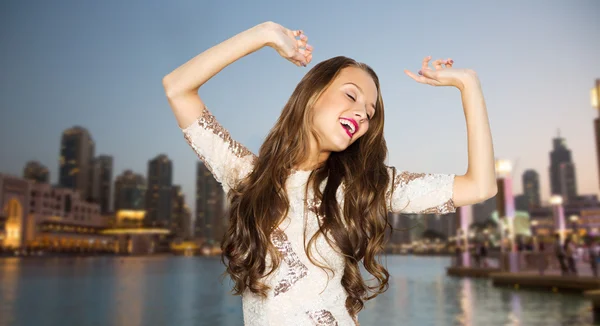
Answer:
[111,257,144,326]
[0,258,20,326]
[457,278,473,326]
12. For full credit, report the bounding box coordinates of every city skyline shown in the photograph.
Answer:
[1,1,599,215]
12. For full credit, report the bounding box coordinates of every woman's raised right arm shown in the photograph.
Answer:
[162,21,312,193]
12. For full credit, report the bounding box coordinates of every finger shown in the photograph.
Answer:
[421,56,431,71]
[305,53,313,64]
[404,69,428,84]
[292,30,303,37]
[432,59,443,70]
[297,38,308,49]
[419,68,436,79]
[292,52,307,66]
[445,58,454,68]
[290,58,302,67]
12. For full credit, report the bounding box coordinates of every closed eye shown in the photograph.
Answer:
[346,93,356,101]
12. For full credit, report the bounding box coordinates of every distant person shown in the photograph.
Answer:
[564,237,577,276]
[554,234,568,276]
[589,239,598,277]
[480,241,489,267]
[162,21,497,325]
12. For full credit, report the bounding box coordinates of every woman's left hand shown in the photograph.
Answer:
[404,56,478,90]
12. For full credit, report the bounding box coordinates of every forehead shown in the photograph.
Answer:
[333,67,378,100]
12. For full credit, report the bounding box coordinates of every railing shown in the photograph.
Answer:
[452,250,597,277]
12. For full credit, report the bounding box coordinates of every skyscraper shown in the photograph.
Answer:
[145,154,173,228]
[549,132,578,203]
[114,170,146,227]
[23,161,49,183]
[522,169,541,208]
[195,161,225,244]
[59,126,95,201]
[91,155,113,214]
[171,185,186,238]
[114,170,146,211]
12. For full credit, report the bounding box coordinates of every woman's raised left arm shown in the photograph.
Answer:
[405,56,497,208]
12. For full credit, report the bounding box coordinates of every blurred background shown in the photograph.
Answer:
[1,0,599,325]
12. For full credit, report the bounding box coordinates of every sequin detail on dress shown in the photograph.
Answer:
[420,198,456,214]
[270,228,309,296]
[386,167,456,215]
[198,105,253,158]
[385,170,426,202]
[306,309,339,326]
[306,198,323,219]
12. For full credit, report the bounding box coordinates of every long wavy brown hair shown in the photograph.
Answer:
[221,56,392,317]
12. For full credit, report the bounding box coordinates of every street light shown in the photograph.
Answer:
[495,159,512,177]
[550,195,566,245]
[549,195,563,206]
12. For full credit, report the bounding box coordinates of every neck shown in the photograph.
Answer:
[293,135,330,171]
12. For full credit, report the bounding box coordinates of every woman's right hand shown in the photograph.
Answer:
[262,22,313,67]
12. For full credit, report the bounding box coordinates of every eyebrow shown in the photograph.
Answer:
[344,82,377,112]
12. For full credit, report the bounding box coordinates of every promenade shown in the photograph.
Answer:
[447,250,600,321]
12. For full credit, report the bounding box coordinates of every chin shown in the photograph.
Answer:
[330,138,353,152]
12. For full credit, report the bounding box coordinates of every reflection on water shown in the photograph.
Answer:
[0,255,594,326]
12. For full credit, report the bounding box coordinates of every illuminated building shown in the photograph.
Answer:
[27,182,113,252]
[90,155,113,214]
[23,161,49,184]
[0,174,32,249]
[59,126,95,201]
[171,185,188,239]
[522,169,541,209]
[113,170,146,226]
[145,154,172,228]
[1,173,114,252]
[549,133,578,204]
[195,161,225,244]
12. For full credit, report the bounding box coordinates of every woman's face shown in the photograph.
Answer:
[310,66,378,153]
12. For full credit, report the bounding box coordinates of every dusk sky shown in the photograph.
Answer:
[1,0,599,215]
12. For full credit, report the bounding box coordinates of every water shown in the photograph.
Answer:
[0,255,593,326]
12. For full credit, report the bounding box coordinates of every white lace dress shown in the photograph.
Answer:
[181,106,456,326]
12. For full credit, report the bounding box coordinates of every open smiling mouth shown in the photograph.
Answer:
[339,118,358,138]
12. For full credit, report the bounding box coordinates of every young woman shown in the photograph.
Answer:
[163,21,496,326]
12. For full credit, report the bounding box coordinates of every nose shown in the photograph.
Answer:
[352,106,367,122]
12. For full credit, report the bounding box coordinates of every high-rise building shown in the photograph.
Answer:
[195,161,225,244]
[114,170,146,227]
[114,170,146,211]
[91,155,113,214]
[549,132,578,203]
[182,205,192,240]
[522,169,541,209]
[59,126,95,201]
[23,161,49,184]
[592,79,600,190]
[145,155,172,228]
[171,185,186,238]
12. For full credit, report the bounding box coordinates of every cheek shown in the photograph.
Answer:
[360,123,370,137]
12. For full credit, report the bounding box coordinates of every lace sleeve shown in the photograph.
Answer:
[181,105,257,194]
[385,166,456,215]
